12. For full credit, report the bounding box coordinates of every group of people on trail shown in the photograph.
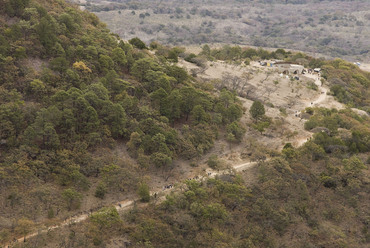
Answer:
[187,176,199,181]
[163,184,173,190]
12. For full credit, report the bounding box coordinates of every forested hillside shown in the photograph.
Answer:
[11,109,370,247]
[0,0,245,243]
[0,0,369,247]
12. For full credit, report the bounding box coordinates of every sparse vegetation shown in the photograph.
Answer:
[84,0,370,61]
[1,0,369,247]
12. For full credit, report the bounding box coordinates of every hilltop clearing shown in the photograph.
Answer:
[178,56,344,151]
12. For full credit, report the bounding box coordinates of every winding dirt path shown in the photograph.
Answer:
[1,72,344,248]
[2,159,260,247]
[303,73,343,109]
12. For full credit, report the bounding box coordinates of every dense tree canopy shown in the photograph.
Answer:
[0,1,246,243]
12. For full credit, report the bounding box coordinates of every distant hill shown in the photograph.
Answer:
[77,0,370,61]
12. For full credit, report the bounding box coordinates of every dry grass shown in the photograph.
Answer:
[179,55,345,151]
[82,0,370,61]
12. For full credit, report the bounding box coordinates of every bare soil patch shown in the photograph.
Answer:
[180,57,345,151]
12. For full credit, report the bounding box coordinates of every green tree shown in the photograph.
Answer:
[200,44,211,57]
[242,48,257,59]
[99,54,114,72]
[59,13,76,33]
[90,207,122,231]
[249,100,265,121]
[151,133,170,154]
[167,50,178,62]
[180,87,198,121]
[137,181,150,202]
[0,102,24,146]
[203,203,228,222]
[191,105,208,124]
[5,0,30,17]
[253,121,270,135]
[23,108,61,150]
[348,130,370,153]
[42,123,60,150]
[52,42,66,57]
[131,58,160,82]
[227,121,246,142]
[144,71,173,93]
[302,141,327,161]
[112,47,127,69]
[50,57,69,73]
[15,218,34,237]
[129,37,147,49]
[225,104,243,123]
[100,102,127,138]
[165,65,188,84]
[36,16,57,51]
[207,154,221,169]
[151,152,172,168]
[343,156,366,174]
[127,132,142,157]
[161,89,182,123]
[62,188,82,211]
[150,88,168,110]
[95,182,107,199]
[28,79,46,99]
[72,97,99,133]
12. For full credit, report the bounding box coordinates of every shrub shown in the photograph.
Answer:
[138,182,150,202]
[95,182,107,199]
[249,101,265,121]
[207,154,221,169]
[184,53,197,63]
[129,37,147,49]
[305,107,314,115]
[90,207,122,230]
[62,188,82,211]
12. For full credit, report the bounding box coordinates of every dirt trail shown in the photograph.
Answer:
[2,62,347,248]
[2,81,331,246]
[303,73,343,109]
[359,63,370,73]
[2,159,259,247]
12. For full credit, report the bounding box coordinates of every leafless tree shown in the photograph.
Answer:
[218,72,257,98]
